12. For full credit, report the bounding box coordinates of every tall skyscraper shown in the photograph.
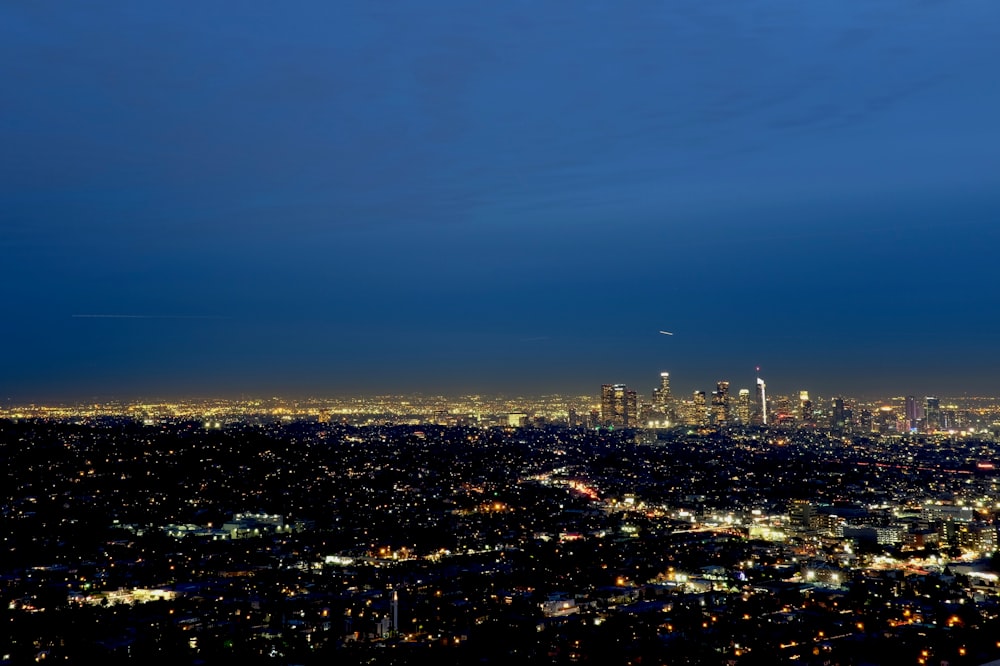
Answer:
[925,396,941,432]
[904,396,923,431]
[692,390,708,426]
[799,391,812,426]
[831,397,846,432]
[755,369,767,425]
[601,384,617,426]
[712,380,730,426]
[601,383,637,428]
[737,389,751,424]
[651,371,673,425]
[653,372,672,411]
[626,389,638,426]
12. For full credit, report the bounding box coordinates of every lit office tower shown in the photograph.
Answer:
[601,384,618,426]
[653,372,672,411]
[601,383,637,428]
[625,389,638,426]
[905,396,923,431]
[755,371,768,425]
[831,397,846,432]
[712,381,730,426]
[799,391,812,426]
[693,390,708,426]
[737,389,751,424]
[925,396,941,432]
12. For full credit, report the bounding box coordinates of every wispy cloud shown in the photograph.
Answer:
[71,314,228,320]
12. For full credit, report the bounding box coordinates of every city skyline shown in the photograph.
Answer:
[1,360,998,406]
[1,377,996,414]
[3,2,1000,400]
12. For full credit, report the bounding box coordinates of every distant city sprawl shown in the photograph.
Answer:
[5,385,1000,663]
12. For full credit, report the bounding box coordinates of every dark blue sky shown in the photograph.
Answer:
[3,1,1000,401]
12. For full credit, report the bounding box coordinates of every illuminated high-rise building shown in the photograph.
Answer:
[653,372,672,411]
[904,396,923,431]
[601,384,617,426]
[692,390,708,426]
[737,389,751,424]
[831,397,846,432]
[925,396,941,432]
[799,391,812,426]
[755,369,768,425]
[712,381,730,426]
[651,371,673,425]
[600,383,637,428]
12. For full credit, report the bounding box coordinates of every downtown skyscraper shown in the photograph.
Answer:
[755,370,768,425]
[737,389,751,424]
[712,381,730,426]
[601,383,637,428]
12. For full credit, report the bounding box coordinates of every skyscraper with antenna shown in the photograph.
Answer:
[755,367,768,426]
[653,372,672,412]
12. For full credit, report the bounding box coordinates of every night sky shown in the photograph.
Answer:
[3,2,1000,402]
